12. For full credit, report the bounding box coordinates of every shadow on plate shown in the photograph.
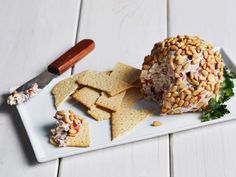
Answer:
[42,123,55,138]
[0,93,40,165]
[134,99,161,115]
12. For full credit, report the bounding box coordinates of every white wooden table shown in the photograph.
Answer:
[1,0,236,176]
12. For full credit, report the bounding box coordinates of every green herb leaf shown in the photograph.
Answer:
[223,66,236,79]
[218,67,235,103]
[201,98,230,122]
[201,66,235,122]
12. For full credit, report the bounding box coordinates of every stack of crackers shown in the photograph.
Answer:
[52,62,152,140]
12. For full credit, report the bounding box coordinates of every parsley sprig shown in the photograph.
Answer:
[201,66,236,122]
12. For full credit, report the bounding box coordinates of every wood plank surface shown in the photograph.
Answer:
[60,0,170,177]
[171,122,236,177]
[168,0,236,176]
[74,0,167,71]
[168,0,236,59]
[60,136,169,177]
[0,0,81,176]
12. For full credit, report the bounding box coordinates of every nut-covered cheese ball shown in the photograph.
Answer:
[140,35,224,115]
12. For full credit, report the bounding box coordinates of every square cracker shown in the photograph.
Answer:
[77,70,132,96]
[72,87,111,121]
[121,87,143,108]
[111,108,152,140]
[50,119,90,147]
[51,71,87,109]
[72,87,100,108]
[96,91,126,111]
[66,121,90,147]
[87,105,111,121]
[110,62,141,84]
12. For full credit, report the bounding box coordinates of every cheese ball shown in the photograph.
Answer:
[140,35,224,115]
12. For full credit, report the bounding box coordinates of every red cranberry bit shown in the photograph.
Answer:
[197,94,201,102]
[29,89,34,94]
[162,67,168,75]
[186,72,190,77]
[170,77,174,83]
[163,83,169,90]
[155,90,164,101]
[144,79,153,85]
[73,124,80,133]
[187,55,193,60]
[214,64,217,70]
[192,107,198,112]
[179,72,184,79]
[150,86,156,94]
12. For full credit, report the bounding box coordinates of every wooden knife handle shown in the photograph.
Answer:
[48,39,95,75]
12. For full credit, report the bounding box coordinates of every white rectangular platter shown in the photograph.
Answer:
[15,48,236,162]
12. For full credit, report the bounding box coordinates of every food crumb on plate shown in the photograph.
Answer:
[151,120,162,127]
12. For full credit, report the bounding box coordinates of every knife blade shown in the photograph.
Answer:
[7,39,95,105]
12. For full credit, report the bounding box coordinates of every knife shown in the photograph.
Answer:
[7,39,95,105]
